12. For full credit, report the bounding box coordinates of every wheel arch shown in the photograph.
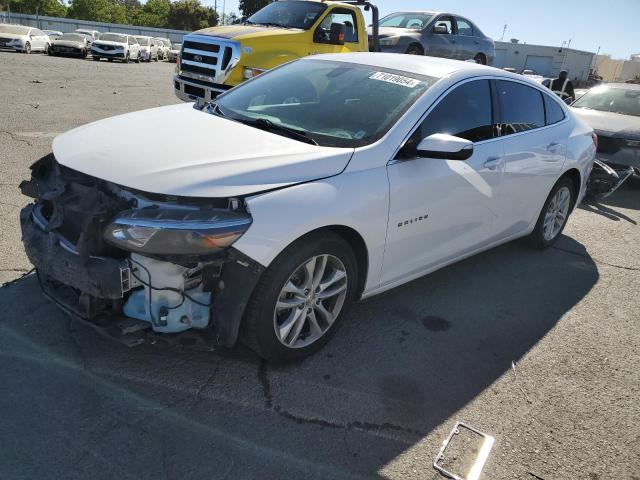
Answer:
[560,167,582,209]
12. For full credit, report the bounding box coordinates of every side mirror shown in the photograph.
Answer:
[432,25,448,34]
[329,22,346,45]
[563,97,574,105]
[416,133,473,160]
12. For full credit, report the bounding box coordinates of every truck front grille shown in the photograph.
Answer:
[179,34,240,84]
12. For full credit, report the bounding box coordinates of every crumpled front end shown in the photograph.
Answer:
[19,154,264,348]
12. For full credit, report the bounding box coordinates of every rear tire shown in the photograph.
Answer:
[405,45,423,55]
[241,231,358,362]
[527,177,576,249]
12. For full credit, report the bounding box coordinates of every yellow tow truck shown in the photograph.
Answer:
[174,0,380,102]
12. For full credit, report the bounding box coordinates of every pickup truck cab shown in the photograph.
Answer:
[174,0,376,102]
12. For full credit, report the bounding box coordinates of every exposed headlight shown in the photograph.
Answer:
[104,208,252,256]
[379,37,400,47]
[243,67,267,80]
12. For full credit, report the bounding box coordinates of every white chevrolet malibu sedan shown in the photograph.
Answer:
[20,54,595,361]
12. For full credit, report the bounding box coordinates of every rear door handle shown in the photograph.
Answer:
[483,156,502,170]
[547,142,562,151]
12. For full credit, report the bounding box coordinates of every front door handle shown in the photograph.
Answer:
[483,156,502,170]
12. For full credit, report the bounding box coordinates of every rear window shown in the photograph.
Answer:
[544,94,565,125]
[496,80,545,134]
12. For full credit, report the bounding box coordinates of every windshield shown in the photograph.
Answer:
[379,12,434,29]
[0,25,30,35]
[215,59,435,148]
[59,34,84,42]
[136,37,150,46]
[247,1,326,30]
[100,33,126,42]
[573,86,640,117]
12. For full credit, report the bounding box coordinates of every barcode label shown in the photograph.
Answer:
[369,71,421,88]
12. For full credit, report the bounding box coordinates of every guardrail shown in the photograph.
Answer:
[0,12,189,43]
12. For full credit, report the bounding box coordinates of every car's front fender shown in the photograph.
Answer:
[233,168,390,294]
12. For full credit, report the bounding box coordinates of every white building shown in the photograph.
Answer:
[493,41,595,81]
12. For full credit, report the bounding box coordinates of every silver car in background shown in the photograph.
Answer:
[573,83,640,197]
[372,11,495,64]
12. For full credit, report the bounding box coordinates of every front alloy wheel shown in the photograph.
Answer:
[241,231,357,361]
[274,255,348,349]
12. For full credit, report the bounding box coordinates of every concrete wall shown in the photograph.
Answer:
[593,54,640,82]
[494,41,595,81]
[0,12,189,43]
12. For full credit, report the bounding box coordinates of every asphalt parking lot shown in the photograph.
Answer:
[1,52,639,480]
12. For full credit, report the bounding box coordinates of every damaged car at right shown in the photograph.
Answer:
[19,54,595,362]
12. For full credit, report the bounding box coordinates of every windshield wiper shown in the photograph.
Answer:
[239,117,318,145]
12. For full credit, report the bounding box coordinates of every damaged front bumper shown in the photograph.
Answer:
[19,154,264,349]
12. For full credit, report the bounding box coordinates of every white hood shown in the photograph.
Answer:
[52,103,353,198]
[571,108,640,139]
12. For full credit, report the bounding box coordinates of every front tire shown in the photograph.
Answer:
[405,45,423,55]
[527,177,576,249]
[241,231,358,362]
[24,42,31,54]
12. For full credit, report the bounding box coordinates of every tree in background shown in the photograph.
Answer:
[167,0,218,31]
[67,0,127,24]
[3,0,67,17]
[132,0,171,27]
[238,0,272,18]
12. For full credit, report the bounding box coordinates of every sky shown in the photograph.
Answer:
[206,0,640,60]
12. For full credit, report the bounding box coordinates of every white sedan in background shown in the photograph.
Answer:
[91,33,140,63]
[19,54,595,362]
[135,35,159,62]
[0,24,50,53]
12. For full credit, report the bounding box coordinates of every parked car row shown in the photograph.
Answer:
[0,23,175,63]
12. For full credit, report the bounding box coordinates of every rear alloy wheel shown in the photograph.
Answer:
[241,232,357,361]
[474,53,487,65]
[528,177,575,248]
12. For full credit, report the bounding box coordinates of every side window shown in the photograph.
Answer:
[412,80,495,148]
[128,36,135,45]
[455,18,474,36]
[496,80,545,135]
[434,16,454,34]
[317,9,358,43]
[543,94,565,125]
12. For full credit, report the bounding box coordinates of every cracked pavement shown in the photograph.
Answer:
[1,53,639,480]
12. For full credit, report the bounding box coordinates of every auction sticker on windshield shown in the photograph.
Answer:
[369,72,421,88]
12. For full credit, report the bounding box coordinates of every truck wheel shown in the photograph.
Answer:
[241,231,357,362]
[24,42,31,54]
[405,45,423,55]
[474,53,487,65]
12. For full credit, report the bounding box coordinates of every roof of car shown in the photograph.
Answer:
[307,52,497,79]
